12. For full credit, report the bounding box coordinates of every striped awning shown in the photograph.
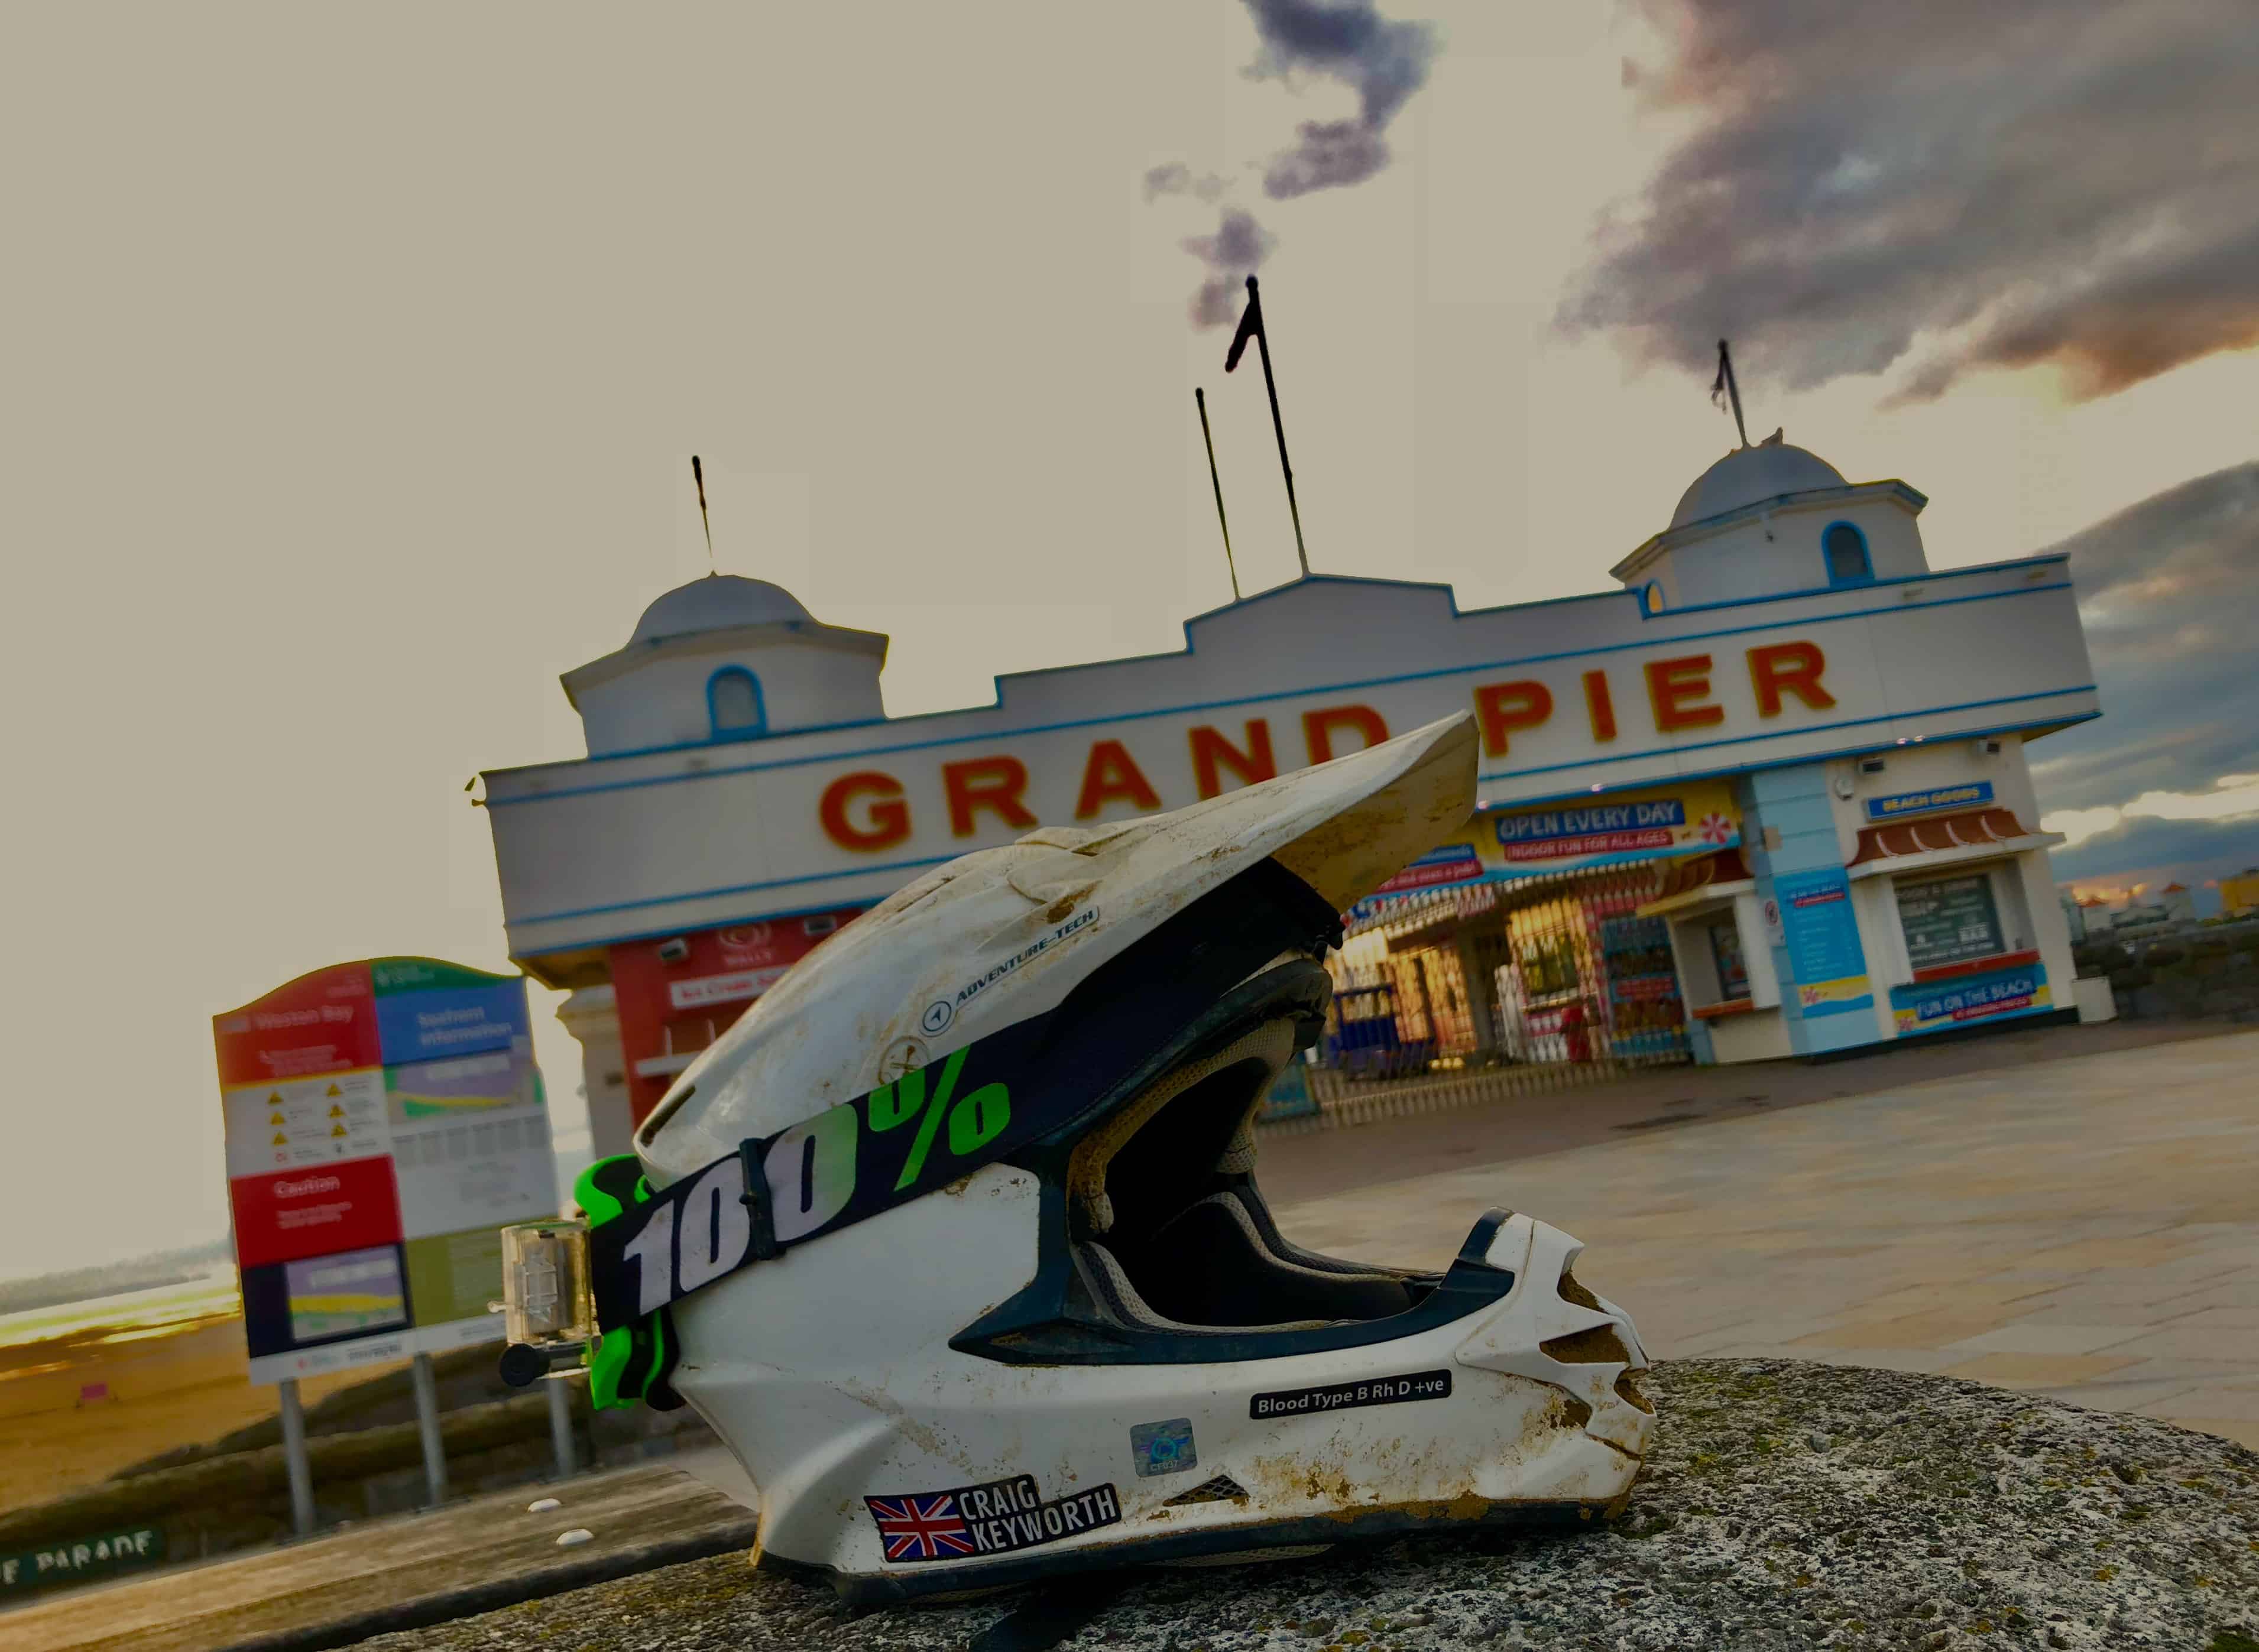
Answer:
[1647,844,1752,905]
[1849,806,2036,868]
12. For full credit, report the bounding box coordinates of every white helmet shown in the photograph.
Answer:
[594,713,1652,1603]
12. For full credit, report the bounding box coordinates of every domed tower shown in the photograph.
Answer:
[561,574,889,758]
[1611,435,1931,611]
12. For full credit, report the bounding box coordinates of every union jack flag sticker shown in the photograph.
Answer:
[864,1492,975,1562]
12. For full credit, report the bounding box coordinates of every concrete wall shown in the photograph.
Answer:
[1708,1006,1792,1064]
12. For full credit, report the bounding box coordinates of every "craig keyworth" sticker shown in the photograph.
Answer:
[863,1474,1122,1563]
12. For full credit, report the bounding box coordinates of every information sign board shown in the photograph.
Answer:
[214,959,556,1384]
[1771,866,1874,1017]
[1890,960,2051,1035]
[1896,874,2003,969]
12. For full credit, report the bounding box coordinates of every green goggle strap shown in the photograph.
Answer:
[574,1156,671,1411]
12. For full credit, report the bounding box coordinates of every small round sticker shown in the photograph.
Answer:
[921,999,955,1035]
[877,1037,931,1085]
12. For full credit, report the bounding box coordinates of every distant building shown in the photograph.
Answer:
[2108,885,2195,937]
[2060,891,2088,944]
[2222,868,2259,920]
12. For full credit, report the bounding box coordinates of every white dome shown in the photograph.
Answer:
[1670,443,1847,530]
[629,575,811,645]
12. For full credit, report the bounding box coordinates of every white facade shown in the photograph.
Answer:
[563,576,889,758]
[486,563,2093,965]
[479,436,2102,1130]
[1614,442,1929,612]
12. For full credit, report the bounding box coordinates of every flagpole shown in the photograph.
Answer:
[1229,275,1311,580]
[1194,388,1241,602]
[691,455,717,572]
[1713,340,1750,449]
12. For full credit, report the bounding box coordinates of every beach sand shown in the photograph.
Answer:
[0,1282,402,1515]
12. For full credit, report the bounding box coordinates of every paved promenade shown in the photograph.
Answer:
[1272,1028,2259,1448]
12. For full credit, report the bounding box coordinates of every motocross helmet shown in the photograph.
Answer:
[592,713,1652,1602]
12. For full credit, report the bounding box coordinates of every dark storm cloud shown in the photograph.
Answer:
[1560,1,2259,402]
[1243,0,1438,200]
[1182,207,1279,328]
[2026,462,2259,814]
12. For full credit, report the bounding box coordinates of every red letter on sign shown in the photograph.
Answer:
[1302,705,1389,764]
[820,771,911,851]
[1582,670,1618,743]
[1189,719,1277,799]
[1075,740,1162,819]
[942,756,1038,837]
[1748,641,1836,716]
[1472,680,1553,757]
[1645,654,1725,733]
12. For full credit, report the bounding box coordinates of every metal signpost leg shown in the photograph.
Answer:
[411,1352,449,1507]
[547,1377,576,1478]
[278,1379,316,1537]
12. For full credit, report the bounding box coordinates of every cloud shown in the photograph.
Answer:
[2024,462,2259,814]
[2049,812,2259,912]
[2041,778,2259,852]
[1558,1,2259,402]
[1143,163,1230,204]
[1182,207,1279,329]
[1242,0,1438,200]
[1262,118,1392,197]
[1145,1,1438,326]
[1243,0,1435,129]
[2040,806,2124,851]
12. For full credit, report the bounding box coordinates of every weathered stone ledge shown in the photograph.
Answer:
[358,1359,2258,1652]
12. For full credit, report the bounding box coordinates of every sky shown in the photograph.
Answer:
[2,1,2254,1275]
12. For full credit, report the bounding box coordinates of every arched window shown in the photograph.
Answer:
[1641,580,1665,615]
[706,667,766,739]
[1822,521,1872,586]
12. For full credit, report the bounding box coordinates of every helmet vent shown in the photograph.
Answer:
[1540,1324,1632,1365]
[1164,1474,1250,1507]
[1555,1270,1603,1312]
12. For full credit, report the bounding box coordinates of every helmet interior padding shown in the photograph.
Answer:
[1066,1018,1431,1336]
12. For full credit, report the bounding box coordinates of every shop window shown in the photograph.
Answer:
[1822,521,1872,586]
[1705,913,1751,1001]
[1519,933,1581,999]
[1895,871,2005,969]
[706,667,766,739]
